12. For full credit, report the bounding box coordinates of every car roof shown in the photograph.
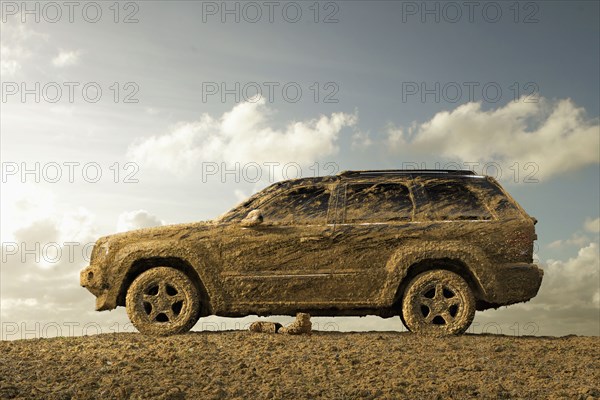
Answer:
[277,170,486,187]
[338,169,483,178]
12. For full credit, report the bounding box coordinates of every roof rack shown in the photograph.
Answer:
[338,169,476,177]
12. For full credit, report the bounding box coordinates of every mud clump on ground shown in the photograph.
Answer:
[1,332,598,399]
[248,321,283,333]
[279,312,312,335]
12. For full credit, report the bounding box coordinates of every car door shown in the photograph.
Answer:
[218,182,340,311]
[325,179,422,307]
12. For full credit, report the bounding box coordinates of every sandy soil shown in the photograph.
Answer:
[1,331,598,400]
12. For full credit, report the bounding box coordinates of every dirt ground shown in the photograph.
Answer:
[1,331,598,400]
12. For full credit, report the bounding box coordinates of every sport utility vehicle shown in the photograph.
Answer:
[81,169,543,335]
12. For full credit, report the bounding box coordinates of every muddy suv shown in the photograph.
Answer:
[81,169,543,335]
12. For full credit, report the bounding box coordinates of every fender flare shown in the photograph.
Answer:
[379,240,493,306]
[104,240,227,313]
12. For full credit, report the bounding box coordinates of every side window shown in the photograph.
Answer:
[345,183,413,223]
[469,179,519,217]
[260,185,331,224]
[423,182,492,220]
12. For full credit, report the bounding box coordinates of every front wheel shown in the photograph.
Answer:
[401,270,475,335]
[126,267,201,335]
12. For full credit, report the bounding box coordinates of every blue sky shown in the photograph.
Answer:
[1,1,599,338]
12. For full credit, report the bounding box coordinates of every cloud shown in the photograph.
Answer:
[52,50,80,67]
[351,129,372,149]
[0,24,47,77]
[542,243,600,309]
[2,188,598,338]
[127,97,357,176]
[584,217,600,234]
[116,210,164,232]
[547,233,591,249]
[476,241,600,336]
[0,26,30,76]
[547,218,599,249]
[0,58,20,76]
[233,189,249,202]
[0,191,135,339]
[387,98,599,180]
[1,196,101,325]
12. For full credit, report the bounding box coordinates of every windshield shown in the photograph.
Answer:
[216,182,282,222]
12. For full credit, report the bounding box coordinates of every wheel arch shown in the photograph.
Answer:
[391,257,485,311]
[117,257,212,316]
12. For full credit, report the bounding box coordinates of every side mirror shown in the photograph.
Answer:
[241,209,263,227]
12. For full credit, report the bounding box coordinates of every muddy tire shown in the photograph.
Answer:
[126,267,201,336]
[401,270,475,335]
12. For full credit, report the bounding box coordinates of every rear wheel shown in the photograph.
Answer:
[401,270,475,335]
[126,267,201,335]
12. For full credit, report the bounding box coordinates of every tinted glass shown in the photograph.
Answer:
[345,183,413,222]
[468,179,518,217]
[423,182,492,220]
[260,185,331,223]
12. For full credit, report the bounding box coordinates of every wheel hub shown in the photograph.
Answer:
[418,282,461,326]
[142,281,185,324]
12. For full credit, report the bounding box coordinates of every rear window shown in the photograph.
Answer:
[345,183,413,222]
[468,179,518,216]
[423,182,492,220]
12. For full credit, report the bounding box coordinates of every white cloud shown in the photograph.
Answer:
[542,243,600,308]
[387,98,599,180]
[0,24,47,77]
[2,197,599,337]
[476,241,600,336]
[127,97,357,176]
[547,233,591,249]
[0,191,133,338]
[584,217,600,234]
[234,189,249,202]
[0,58,20,76]
[351,130,372,149]
[52,50,80,67]
[116,209,164,232]
[547,218,599,249]
[1,194,101,323]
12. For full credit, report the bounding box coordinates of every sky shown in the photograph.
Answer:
[1,0,599,339]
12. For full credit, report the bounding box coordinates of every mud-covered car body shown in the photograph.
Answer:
[81,170,542,329]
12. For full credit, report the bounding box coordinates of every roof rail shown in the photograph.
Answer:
[338,169,476,177]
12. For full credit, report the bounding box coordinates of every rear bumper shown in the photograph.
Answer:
[486,263,543,305]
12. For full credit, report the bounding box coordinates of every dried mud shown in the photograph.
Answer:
[1,331,598,400]
[81,174,542,326]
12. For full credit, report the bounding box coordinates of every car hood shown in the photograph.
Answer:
[96,220,217,249]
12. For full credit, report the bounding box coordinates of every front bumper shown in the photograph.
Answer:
[80,264,112,310]
[487,262,544,305]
